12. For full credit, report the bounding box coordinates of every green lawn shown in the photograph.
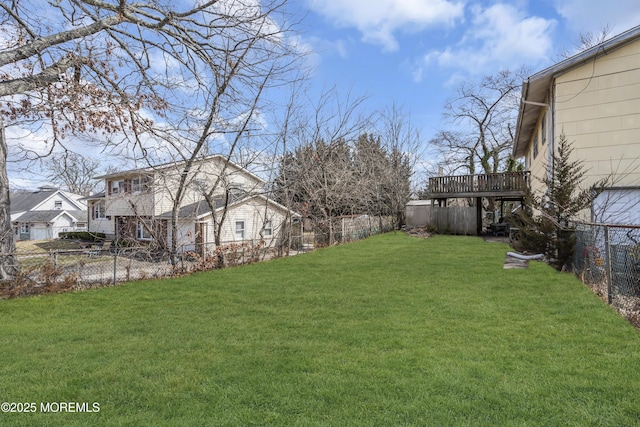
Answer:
[1,233,639,426]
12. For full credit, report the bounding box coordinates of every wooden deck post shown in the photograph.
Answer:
[476,197,482,235]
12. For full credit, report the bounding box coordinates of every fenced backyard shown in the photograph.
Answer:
[2,234,639,426]
[574,222,640,325]
[2,215,394,296]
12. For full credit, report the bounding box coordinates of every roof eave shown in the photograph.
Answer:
[512,24,640,159]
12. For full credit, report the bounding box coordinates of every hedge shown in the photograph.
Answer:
[58,231,106,241]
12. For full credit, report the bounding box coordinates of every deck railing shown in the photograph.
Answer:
[428,171,530,196]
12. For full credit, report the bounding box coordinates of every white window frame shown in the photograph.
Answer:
[110,180,123,194]
[136,220,153,241]
[94,201,106,219]
[20,223,29,234]
[235,220,245,240]
[263,220,273,237]
[132,176,150,193]
[54,200,62,209]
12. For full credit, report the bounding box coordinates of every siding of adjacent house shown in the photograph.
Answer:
[105,191,155,217]
[526,107,551,198]
[135,158,265,217]
[554,40,640,189]
[522,39,640,208]
[95,156,291,246]
[219,197,287,244]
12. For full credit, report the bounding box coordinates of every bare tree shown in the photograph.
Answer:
[44,152,106,195]
[273,86,371,244]
[0,0,301,279]
[0,118,14,276]
[430,68,527,177]
[377,103,421,227]
[559,24,613,59]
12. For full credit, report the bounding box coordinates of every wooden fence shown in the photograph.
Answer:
[429,206,476,235]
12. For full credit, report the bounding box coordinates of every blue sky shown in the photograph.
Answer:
[293,0,640,140]
[7,0,640,190]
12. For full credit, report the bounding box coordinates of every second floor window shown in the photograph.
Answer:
[54,200,62,209]
[533,132,539,159]
[109,175,151,195]
[110,180,124,194]
[132,176,151,193]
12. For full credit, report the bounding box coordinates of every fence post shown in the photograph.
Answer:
[113,252,118,286]
[604,225,613,304]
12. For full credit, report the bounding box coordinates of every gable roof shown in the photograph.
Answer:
[513,24,640,158]
[10,190,55,213]
[93,154,266,184]
[10,188,86,213]
[13,210,86,224]
[158,194,300,220]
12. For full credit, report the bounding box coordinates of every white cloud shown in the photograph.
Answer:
[308,0,464,52]
[552,0,640,36]
[418,3,555,74]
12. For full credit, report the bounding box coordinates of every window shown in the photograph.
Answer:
[20,223,29,234]
[541,113,547,145]
[533,132,539,159]
[93,201,106,219]
[235,221,245,240]
[263,220,273,237]
[132,176,150,193]
[110,180,124,194]
[136,220,153,240]
[193,179,207,193]
[54,200,62,209]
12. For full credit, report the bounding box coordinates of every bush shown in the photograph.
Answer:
[59,231,106,241]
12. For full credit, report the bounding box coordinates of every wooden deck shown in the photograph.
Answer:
[427,171,530,199]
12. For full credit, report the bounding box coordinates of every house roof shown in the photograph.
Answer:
[513,24,640,158]
[93,154,266,184]
[13,209,86,224]
[10,190,55,213]
[159,196,232,220]
[158,194,301,220]
[10,188,86,213]
[81,191,106,201]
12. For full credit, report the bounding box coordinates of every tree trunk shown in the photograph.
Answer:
[0,118,17,281]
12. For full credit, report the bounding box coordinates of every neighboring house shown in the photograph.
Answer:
[513,24,640,225]
[10,187,87,241]
[86,155,299,252]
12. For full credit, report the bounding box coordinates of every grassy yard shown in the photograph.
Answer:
[15,239,85,253]
[1,233,639,426]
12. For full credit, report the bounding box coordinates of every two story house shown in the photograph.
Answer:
[11,187,87,240]
[86,155,299,252]
[513,24,640,225]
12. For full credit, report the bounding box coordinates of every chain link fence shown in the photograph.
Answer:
[1,216,395,297]
[574,222,640,325]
